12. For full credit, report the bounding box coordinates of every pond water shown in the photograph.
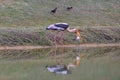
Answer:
[0,47,120,80]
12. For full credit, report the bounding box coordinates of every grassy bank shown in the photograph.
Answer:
[0,0,120,27]
[0,0,120,46]
[0,27,120,46]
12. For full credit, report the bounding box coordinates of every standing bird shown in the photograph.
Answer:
[50,7,57,14]
[66,6,73,11]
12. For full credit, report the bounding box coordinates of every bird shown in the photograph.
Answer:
[50,7,57,14]
[66,6,73,11]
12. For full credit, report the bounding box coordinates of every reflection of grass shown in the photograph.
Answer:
[83,47,120,59]
[0,48,51,60]
[0,47,120,80]
[76,57,120,80]
[0,55,120,80]
[0,46,120,60]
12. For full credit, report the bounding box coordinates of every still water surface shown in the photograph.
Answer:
[0,47,120,80]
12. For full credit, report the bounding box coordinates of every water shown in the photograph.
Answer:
[0,47,120,80]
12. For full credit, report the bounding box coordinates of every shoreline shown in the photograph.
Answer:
[0,43,120,50]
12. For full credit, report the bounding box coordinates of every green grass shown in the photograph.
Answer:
[0,0,120,45]
[0,0,120,27]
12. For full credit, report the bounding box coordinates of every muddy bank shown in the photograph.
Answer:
[0,43,120,50]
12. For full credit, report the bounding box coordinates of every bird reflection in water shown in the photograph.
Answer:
[46,54,82,75]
